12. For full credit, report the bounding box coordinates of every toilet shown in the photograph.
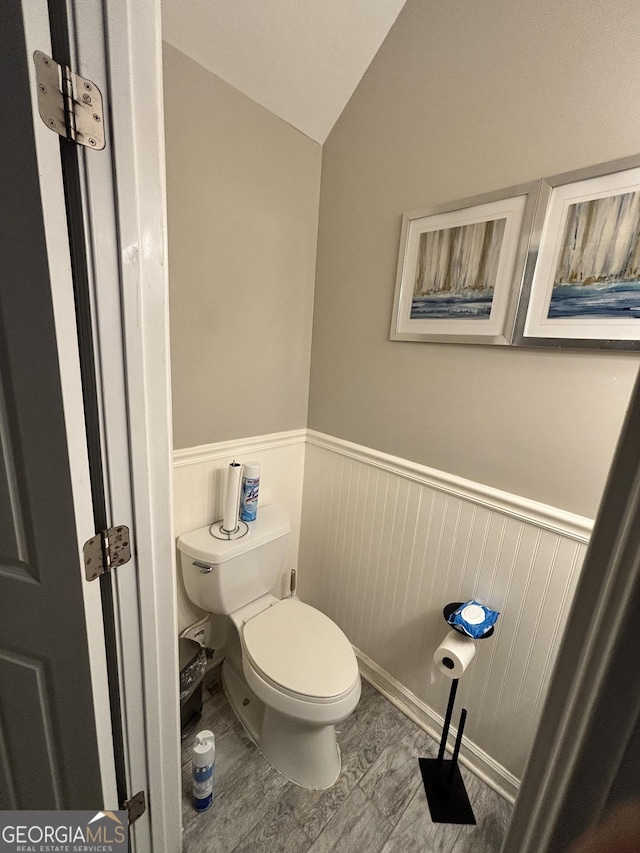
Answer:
[177,504,361,789]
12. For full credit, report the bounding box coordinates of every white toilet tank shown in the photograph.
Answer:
[177,504,291,614]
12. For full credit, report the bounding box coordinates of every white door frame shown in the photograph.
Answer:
[65,0,181,849]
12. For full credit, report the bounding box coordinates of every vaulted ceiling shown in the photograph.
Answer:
[161,0,407,144]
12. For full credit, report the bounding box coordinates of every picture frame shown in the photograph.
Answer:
[513,155,640,351]
[390,183,540,345]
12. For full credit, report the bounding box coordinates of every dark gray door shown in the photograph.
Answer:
[0,0,104,808]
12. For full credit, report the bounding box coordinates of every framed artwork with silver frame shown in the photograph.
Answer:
[513,155,640,351]
[390,183,541,346]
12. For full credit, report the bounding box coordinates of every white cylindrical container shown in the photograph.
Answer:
[433,630,476,679]
[460,603,485,625]
[192,730,215,812]
[222,461,242,533]
[239,461,260,522]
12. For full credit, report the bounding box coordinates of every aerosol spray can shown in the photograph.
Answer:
[192,730,215,812]
[239,461,260,522]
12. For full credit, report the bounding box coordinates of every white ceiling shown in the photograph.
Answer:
[161,0,407,144]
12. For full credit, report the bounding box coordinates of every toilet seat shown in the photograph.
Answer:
[241,598,359,700]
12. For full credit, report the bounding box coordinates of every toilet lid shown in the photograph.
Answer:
[242,599,359,699]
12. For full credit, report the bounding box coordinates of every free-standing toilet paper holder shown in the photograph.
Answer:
[418,602,494,825]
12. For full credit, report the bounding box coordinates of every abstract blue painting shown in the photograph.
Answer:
[410,218,506,320]
[548,191,640,319]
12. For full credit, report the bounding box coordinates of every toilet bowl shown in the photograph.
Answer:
[177,505,361,789]
[224,594,360,788]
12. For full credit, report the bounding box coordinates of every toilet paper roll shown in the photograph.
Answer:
[221,461,242,533]
[434,630,476,679]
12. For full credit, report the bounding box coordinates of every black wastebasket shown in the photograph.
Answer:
[179,637,207,733]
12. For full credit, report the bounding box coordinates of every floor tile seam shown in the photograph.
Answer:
[355,772,419,832]
[295,785,360,848]
[356,786,396,842]
[380,785,466,853]
[446,821,473,853]
[220,770,292,852]
[288,802,315,850]
[228,798,310,853]
[391,782,424,823]
[185,764,288,849]
[307,791,396,853]
[345,734,424,802]
[373,809,397,853]
[416,778,469,853]
[358,724,441,788]
[265,783,314,847]
[340,711,407,758]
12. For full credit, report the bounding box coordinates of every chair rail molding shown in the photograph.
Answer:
[306,430,593,543]
[173,428,307,468]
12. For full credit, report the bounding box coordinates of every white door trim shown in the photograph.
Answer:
[102,3,182,849]
[69,1,181,849]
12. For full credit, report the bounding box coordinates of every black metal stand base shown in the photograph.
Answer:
[419,758,476,825]
[419,671,476,824]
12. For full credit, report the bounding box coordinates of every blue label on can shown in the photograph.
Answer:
[240,477,260,522]
[192,763,214,811]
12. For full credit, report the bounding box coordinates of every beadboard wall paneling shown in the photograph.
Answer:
[299,432,592,798]
[173,430,306,640]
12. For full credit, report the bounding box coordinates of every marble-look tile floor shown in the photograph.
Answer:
[181,667,512,853]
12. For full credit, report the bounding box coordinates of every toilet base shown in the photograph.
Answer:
[260,706,341,790]
[222,658,341,790]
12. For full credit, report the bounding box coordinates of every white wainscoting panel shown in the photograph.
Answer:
[300,431,592,798]
[173,430,306,642]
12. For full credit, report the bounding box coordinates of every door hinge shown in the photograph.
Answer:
[83,525,131,581]
[122,790,146,825]
[33,50,105,150]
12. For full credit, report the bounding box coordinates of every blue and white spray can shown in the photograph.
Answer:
[239,462,260,522]
[192,730,215,812]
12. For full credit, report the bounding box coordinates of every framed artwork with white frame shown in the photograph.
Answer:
[513,155,640,351]
[390,183,540,346]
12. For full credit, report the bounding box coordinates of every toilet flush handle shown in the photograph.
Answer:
[193,560,214,574]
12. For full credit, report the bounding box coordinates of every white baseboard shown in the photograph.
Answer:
[355,647,519,803]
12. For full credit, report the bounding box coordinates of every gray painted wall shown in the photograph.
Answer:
[164,44,321,449]
[308,0,640,517]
